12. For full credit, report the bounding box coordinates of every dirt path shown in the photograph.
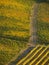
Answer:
[29,3,39,46]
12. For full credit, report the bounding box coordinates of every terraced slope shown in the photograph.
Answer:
[16,45,49,65]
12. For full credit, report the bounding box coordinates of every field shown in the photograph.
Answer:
[37,3,49,45]
[0,0,49,65]
[16,45,49,65]
[0,0,34,65]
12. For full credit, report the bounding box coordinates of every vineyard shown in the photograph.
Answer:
[16,45,49,65]
[37,3,49,45]
[0,0,33,65]
[0,0,49,65]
